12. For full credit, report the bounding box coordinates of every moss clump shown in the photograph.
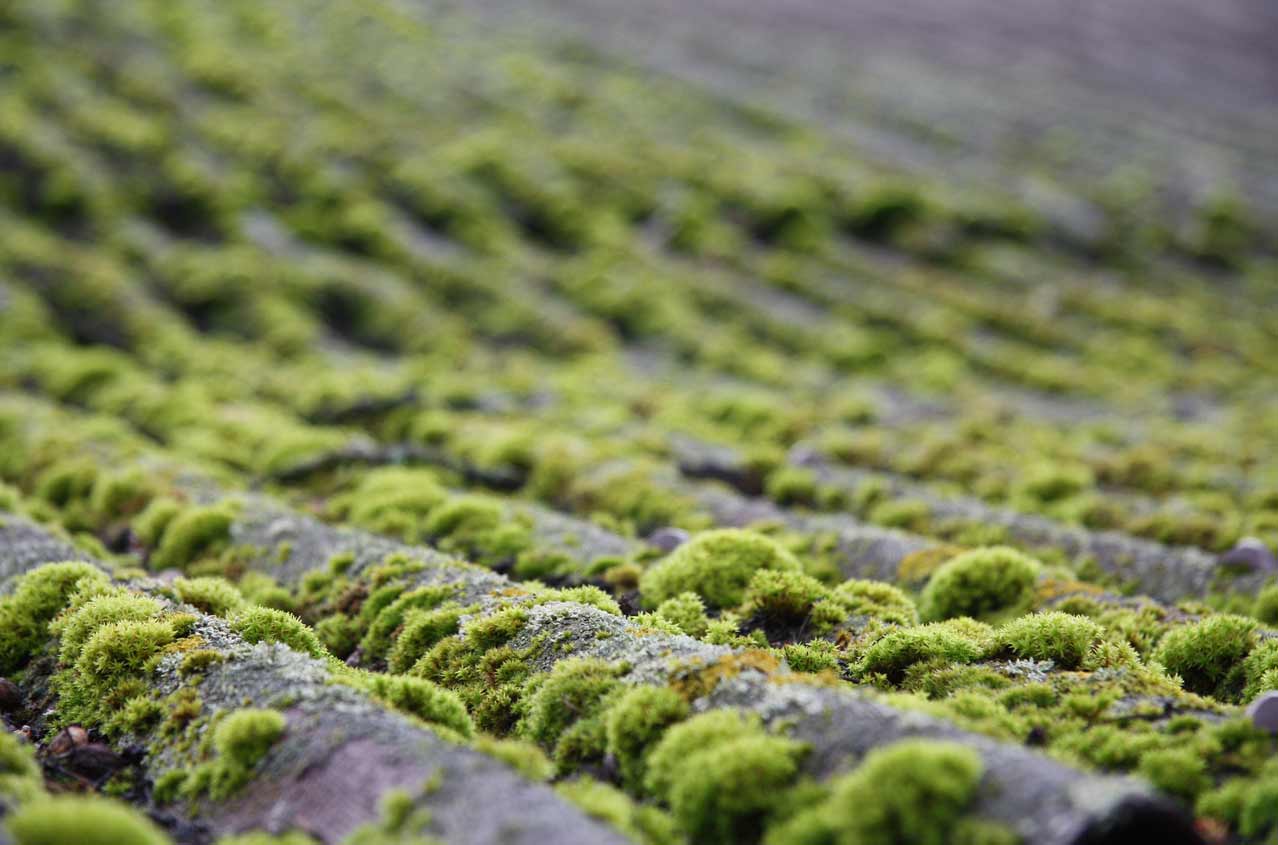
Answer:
[230,607,325,659]
[51,591,162,666]
[359,585,455,663]
[1154,614,1257,700]
[64,618,175,724]
[640,529,802,609]
[363,674,474,738]
[195,708,287,799]
[1139,748,1209,801]
[6,795,171,845]
[173,577,246,617]
[474,736,554,782]
[767,739,985,845]
[833,579,918,626]
[858,622,989,684]
[663,731,807,844]
[998,612,1104,669]
[655,592,710,638]
[918,547,1040,622]
[557,778,679,845]
[387,604,469,674]
[148,504,235,570]
[741,569,847,632]
[518,658,623,771]
[0,730,44,803]
[0,560,107,673]
[604,685,689,790]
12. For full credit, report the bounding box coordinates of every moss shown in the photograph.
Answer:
[131,497,182,547]
[1153,614,1257,700]
[997,612,1103,669]
[765,466,818,506]
[742,569,841,629]
[832,579,918,626]
[193,708,287,800]
[0,730,43,803]
[359,585,455,663]
[61,617,175,725]
[1241,639,1278,702]
[474,736,554,782]
[518,658,623,770]
[179,649,225,677]
[858,623,987,684]
[173,576,246,617]
[640,529,802,609]
[665,733,806,845]
[645,709,764,800]
[556,778,680,845]
[148,504,236,570]
[362,674,474,738]
[1254,582,1278,625]
[215,833,317,845]
[387,604,469,674]
[604,685,689,791]
[230,606,326,659]
[769,739,985,845]
[655,592,710,638]
[538,585,622,616]
[781,640,841,674]
[0,560,108,673]
[1138,747,1209,801]
[918,547,1041,622]
[6,795,171,845]
[50,591,161,665]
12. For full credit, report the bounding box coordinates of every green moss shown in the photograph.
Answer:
[640,529,802,609]
[781,640,841,674]
[918,547,1040,622]
[215,832,317,845]
[387,604,469,674]
[604,685,690,791]
[832,579,918,626]
[474,736,554,782]
[195,708,287,799]
[741,569,842,629]
[997,612,1103,669]
[362,674,474,738]
[556,778,680,845]
[173,576,246,617]
[665,733,806,845]
[655,592,710,638]
[1138,748,1209,801]
[148,504,235,570]
[0,729,43,803]
[1153,614,1257,700]
[132,497,181,547]
[230,606,325,659]
[645,709,764,800]
[6,795,171,845]
[858,623,987,684]
[518,658,623,770]
[68,618,175,721]
[538,585,622,616]
[0,560,108,673]
[768,739,985,845]
[359,586,455,663]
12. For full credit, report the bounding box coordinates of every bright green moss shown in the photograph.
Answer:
[518,658,623,769]
[858,622,988,683]
[173,576,246,617]
[666,733,806,845]
[918,547,1041,622]
[360,586,455,663]
[1254,583,1278,626]
[1138,748,1209,801]
[132,497,181,547]
[474,736,554,782]
[148,504,234,570]
[832,579,918,626]
[363,674,474,738]
[215,832,317,845]
[1154,614,1257,700]
[604,685,690,791]
[189,708,287,799]
[423,495,502,545]
[640,529,802,609]
[741,569,841,628]
[557,778,680,845]
[6,795,171,845]
[0,560,107,673]
[334,468,447,541]
[997,612,1103,669]
[769,739,985,845]
[655,592,710,638]
[230,607,325,658]
[51,592,163,666]
[538,585,622,616]
[0,729,43,803]
[387,604,469,674]
[1241,639,1278,702]
[644,709,765,800]
[69,618,175,720]
[781,640,841,674]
